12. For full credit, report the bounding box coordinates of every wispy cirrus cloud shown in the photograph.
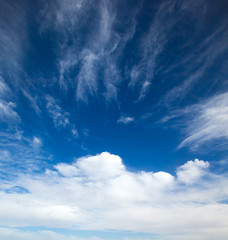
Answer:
[46,95,80,139]
[162,92,228,151]
[0,77,20,124]
[127,0,228,105]
[178,92,228,150]
[0,0,28,74]
[117,116,135,124]
[40,0,137,103]
[39,0,87,34]
[128,0,181,101]
[162,23,228,105]
[22,90,41,115]
[0,152,228,239]
[0,100,20,124]
[0,132,50,179]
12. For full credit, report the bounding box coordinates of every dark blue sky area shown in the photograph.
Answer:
[0,0,228,175]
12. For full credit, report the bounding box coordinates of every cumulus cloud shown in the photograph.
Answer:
[177,159,209,184]
[75,152,125,179]
[0,152,228,239]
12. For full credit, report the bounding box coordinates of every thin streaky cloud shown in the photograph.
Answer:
[128,0,179,100]
[0,132,50,178]
[0,76,10,95]
[0,0,28,71]
[22,90,41,114]
[0,100,20,124]
[162,27,228,105]
[178,92,228,150]
[40,0,137,103]
[162,92,228,151]
[117,116,135,124]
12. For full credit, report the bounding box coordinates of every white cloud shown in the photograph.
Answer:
[178,92,228,150]
[22,90,41,114]
[76,50,99,102]
[32,137,42,152]
[72,127,79,138]
[0,76,10,95]
[54,163,79,178]
[0,100,20,123]
[75,152,125,180]
[0,0,28,70]
[0,76,20,124]
[0,152,228,239]
[177,159,209,184]
[136,81,151,102]
[39,0,136,103]
[46,96,79,139]
[39,0,87,34]
[46,95,70,128]
[0,132,51,178]
[161,12,228,105]
[0,226,228,240]
[0,227,103,240]
[117,116,135,124]
[128,0,179,98]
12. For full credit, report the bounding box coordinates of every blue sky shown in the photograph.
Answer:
[0,0,228,239]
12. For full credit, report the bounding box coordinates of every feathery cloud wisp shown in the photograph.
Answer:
[117,116,135,124]
[178,92,228,150]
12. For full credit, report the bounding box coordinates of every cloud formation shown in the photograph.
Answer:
[0,0,28,71]
[178,92,228,150]
[46,95,70,128]
[0,152,228,239]
[40,0,137,103]
[176,159,209,184]
[117,116,135,124]
[0,227,103,240]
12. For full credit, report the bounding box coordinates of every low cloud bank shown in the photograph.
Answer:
[0,152,228,239]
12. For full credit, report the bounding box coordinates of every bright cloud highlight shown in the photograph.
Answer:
[0,152,228,239]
